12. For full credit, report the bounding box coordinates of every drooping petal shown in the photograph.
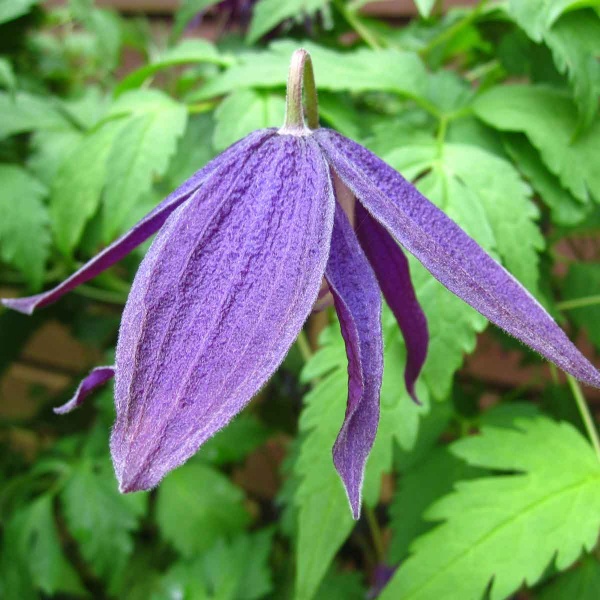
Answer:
[111,134,335,493]
[316,129,600,388]
[1,129,275,315]
[54,366,115,414]
[326,203,383,519]
[355,202,428,404]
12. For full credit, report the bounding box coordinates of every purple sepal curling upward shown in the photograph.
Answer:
[3,48,600,520]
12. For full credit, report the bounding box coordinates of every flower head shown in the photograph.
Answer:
[3,49,599,519]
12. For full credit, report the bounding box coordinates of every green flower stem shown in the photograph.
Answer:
[74,284,128,305]
[187,100,219,114]
[567,374,600,461]
[335,0,382,50]
[557,295,600,311]
[296,329,314,362]
[281,49,319,134]
[365,506,386,563]
[419,0,487,58]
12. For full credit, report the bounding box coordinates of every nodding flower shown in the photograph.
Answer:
[4,49,599,519]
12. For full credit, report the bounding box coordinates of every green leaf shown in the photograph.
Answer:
[379,137,542,395]
[115,39,224,95]
[473,85,600,203]
[539,556,600,600]
[442,143,544,294]
[153,531,273,600]
[161,112,216,190]
[0,57,16,94]
[0,0,39,24]
[193,40,427,103]
[51,118,124,254]
[0,92,68,139]
[508,0,600,42]
[563,263,600,351]
[380,417,600,600]
[388,447,484,563]
[70,0,123,70]
[103,90,187,238]
[28,128,84,186]
[171,0,222,42]
[314,569,366,600]
[155,462,250,558]
[247,0,329,43]
[196,414,269,465]
[414,0,436,18]
[0,496,84,596]
[0,165,49,289]
[213,89,285,152]
[294,317,430,600]
[504,134,590,226]
[60,457,147,587]
[543,11,600,132]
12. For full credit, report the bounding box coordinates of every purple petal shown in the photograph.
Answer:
[111,134,334,493]
[54,366,115,414]
[1,129,275,315]
[326,203,383,519]
[315,129,600,388]
[355,202,428,404]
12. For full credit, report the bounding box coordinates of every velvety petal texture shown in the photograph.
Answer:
[111,134,335,493]
[1,129,274,315]
[315,128,600,389]
[355,202,428,404]
[54,366,115,414]
[326,203,383,519]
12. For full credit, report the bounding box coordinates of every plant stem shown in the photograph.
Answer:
[567,374,600,461]
[365,506,386,563]
[335,0,381,50]
[557,295,600,311]
[419,0,487,58]
[296,329,313,362]
[281,49,319,134]
[74,285,128,305]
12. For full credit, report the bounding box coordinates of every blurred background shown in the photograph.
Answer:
[1,1,600,599]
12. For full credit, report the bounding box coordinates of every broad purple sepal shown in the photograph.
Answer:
[355,202,428,404]
[1,129,275,315]
[326,203,383,519]
[54,366,115,414]
[110,134,334,493]
[316,128,600,389]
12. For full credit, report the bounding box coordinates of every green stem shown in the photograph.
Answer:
[365,506,386,563]
[419,0,487,58]
[567,374,600,461]
[187,100,219,114]
[436,115,448,153]
[335,0,381,50]
[280,49,319,134]
[296,329,313,362]
[74,285,128,305]
[557,295,600,311]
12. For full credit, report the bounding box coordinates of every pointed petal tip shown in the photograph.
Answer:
[1,296,36,315]
[333,449,364,521]
[407,386,422,407]
[53,366,115,414]
[115,463,159,494]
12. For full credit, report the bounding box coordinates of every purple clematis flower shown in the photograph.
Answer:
[3,49,600,519]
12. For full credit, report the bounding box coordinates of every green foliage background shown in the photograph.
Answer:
[1,0,600,598]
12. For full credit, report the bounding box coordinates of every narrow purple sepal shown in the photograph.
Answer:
[1,129,276,316]
[111,134,335,493]
[355,202,428,404]
[54,366,115,414]
[315,129,600,389]
[326,203,383,520]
